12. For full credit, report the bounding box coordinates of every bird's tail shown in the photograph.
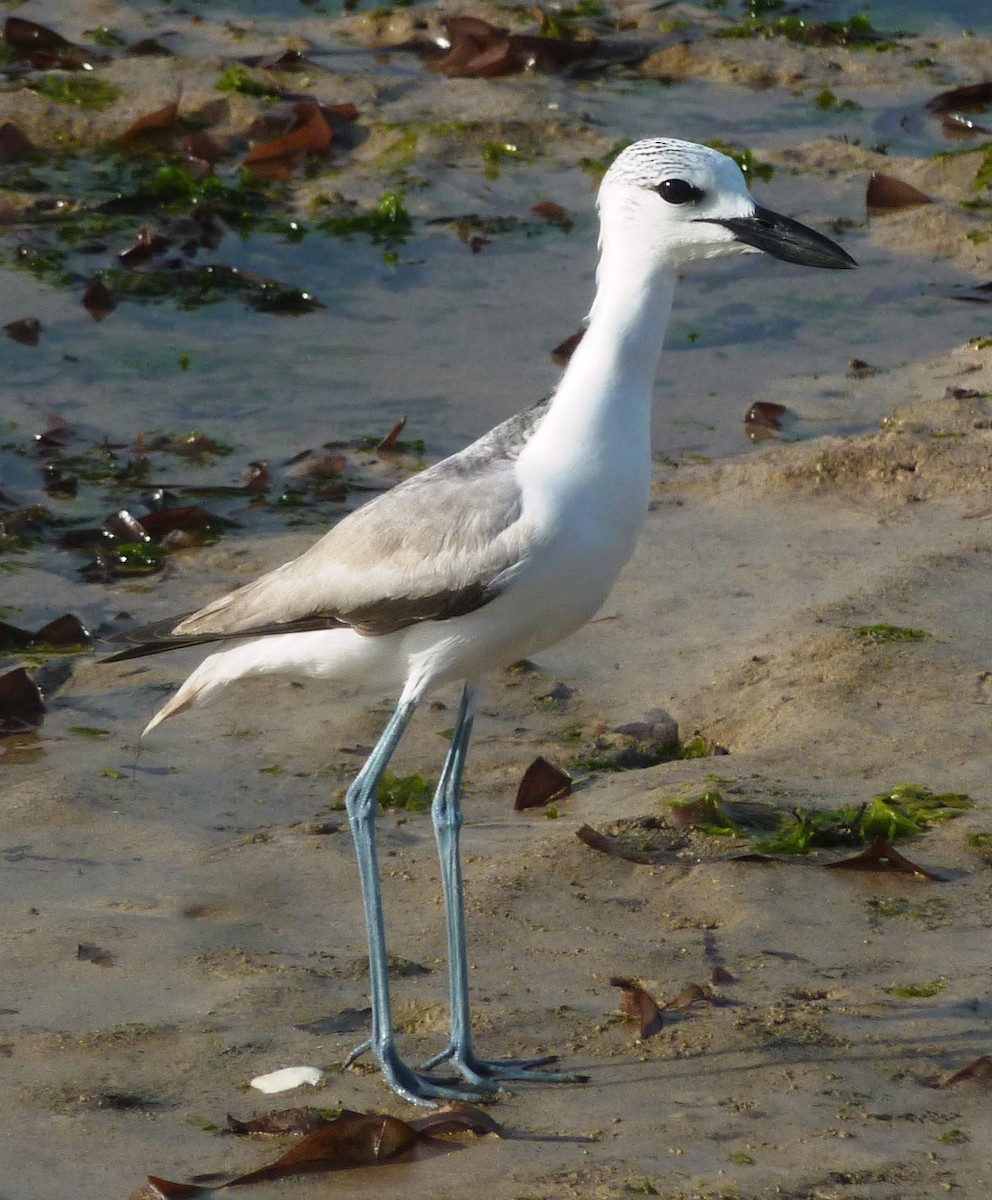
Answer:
[141,648,241,737]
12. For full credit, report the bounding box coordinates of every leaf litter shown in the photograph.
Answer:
[0,411,428,585]
[577,784,968,878]
[133,1104,500,1195]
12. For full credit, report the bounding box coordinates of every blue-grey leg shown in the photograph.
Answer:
[421,681,586,1089]
[344,698,489,1105]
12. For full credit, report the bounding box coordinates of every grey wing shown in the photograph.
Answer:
[103,400,548,662]
[182,456,531,636]
[104,461,532,663]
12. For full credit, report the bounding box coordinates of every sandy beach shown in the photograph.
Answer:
[3,2,992,1197]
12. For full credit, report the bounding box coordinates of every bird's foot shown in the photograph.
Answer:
[421,1042,588,1087]
[344,1038,494,1106]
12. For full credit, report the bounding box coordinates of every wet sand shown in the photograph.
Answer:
[4,3,992,1198]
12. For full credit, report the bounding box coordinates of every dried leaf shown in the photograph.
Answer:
[514,756,572,810]
[575,823,674,865]
[228,1112,419,1184]
[531,200,572,228]
[551,328,584,365]
[375,417,407,452]
[3,16,100,69]
[940,112,991,139]
[118,99,180,148]
[119,226,171,265]
[32,613,91,649]
[0,122,34,163]
[944,1055,992,1087]
[663,983,712,1011]
[0,622,34,652]
[4,316,40,346]
[182,131,229,165]
[243,102,333,172]
[0,667,44,726]
[866,172,932,213]
[610,976,664,1038]
[409,1105,502,1138]
[138,505,220,541]
[83,278,116,322]
[926,81,992,114]
[241,459,271,492]
[429,16,596,78]
[744,400,789,442]
[823,836,943,880]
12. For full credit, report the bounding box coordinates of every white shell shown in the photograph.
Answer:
[249,1065,325,1094]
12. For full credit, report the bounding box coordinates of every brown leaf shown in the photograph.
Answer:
[551,327,584,366]
[138,505,217,541]
[4,316,40,346]
[375,416,407,452]
[429,17,595,78]
[744,400,789,442]
[866,172,932,213]
[0,122,34,163]
[119,226,171,265]
[944,1055,992,1087]
[285,448,348,480]
[926,81,992,114]
[823,836,943,880]
[610,976,664,1038]
[182,132,229,165]
[241,459,271,492]
[514,756,572,810]
[3,16,100,69]
[322,101,360,124]
[409,1104,502,1137]
[226,1112,419,1185]
[33,613,91,649]
[0,621,34,652]
[575,823,673,865]
[663,983,712,1011]
[83,278,116,322]
[243,102,333,174]
[940,112,991,140]
[118,99,180,148]
[531,200,572,229]
[0,667,44,726]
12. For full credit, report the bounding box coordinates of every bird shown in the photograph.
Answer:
[104,138,856,1105]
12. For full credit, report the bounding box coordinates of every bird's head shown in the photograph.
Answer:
[597,138,856,271]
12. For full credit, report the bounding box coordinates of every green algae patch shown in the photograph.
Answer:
[314,190,413,244]
[704,140,773,182]
[853,623,930,643]
[378,771,433,812]
[888,980,946,999]
[215,64,282,100]
[28,74,122,111]
[669,783,972,855]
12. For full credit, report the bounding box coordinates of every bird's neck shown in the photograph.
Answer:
[536,250,676,457]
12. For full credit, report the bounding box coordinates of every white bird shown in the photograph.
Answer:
[105,138,855,1105]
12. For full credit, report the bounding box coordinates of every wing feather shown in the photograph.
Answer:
[103,401,548,662]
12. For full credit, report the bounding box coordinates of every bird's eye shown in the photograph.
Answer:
[655,178,704,205]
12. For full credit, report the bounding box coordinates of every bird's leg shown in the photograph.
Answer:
[344,698,489,1105]
[421,682,586,1089]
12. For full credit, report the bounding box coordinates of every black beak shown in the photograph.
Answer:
[697,205,857,270]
